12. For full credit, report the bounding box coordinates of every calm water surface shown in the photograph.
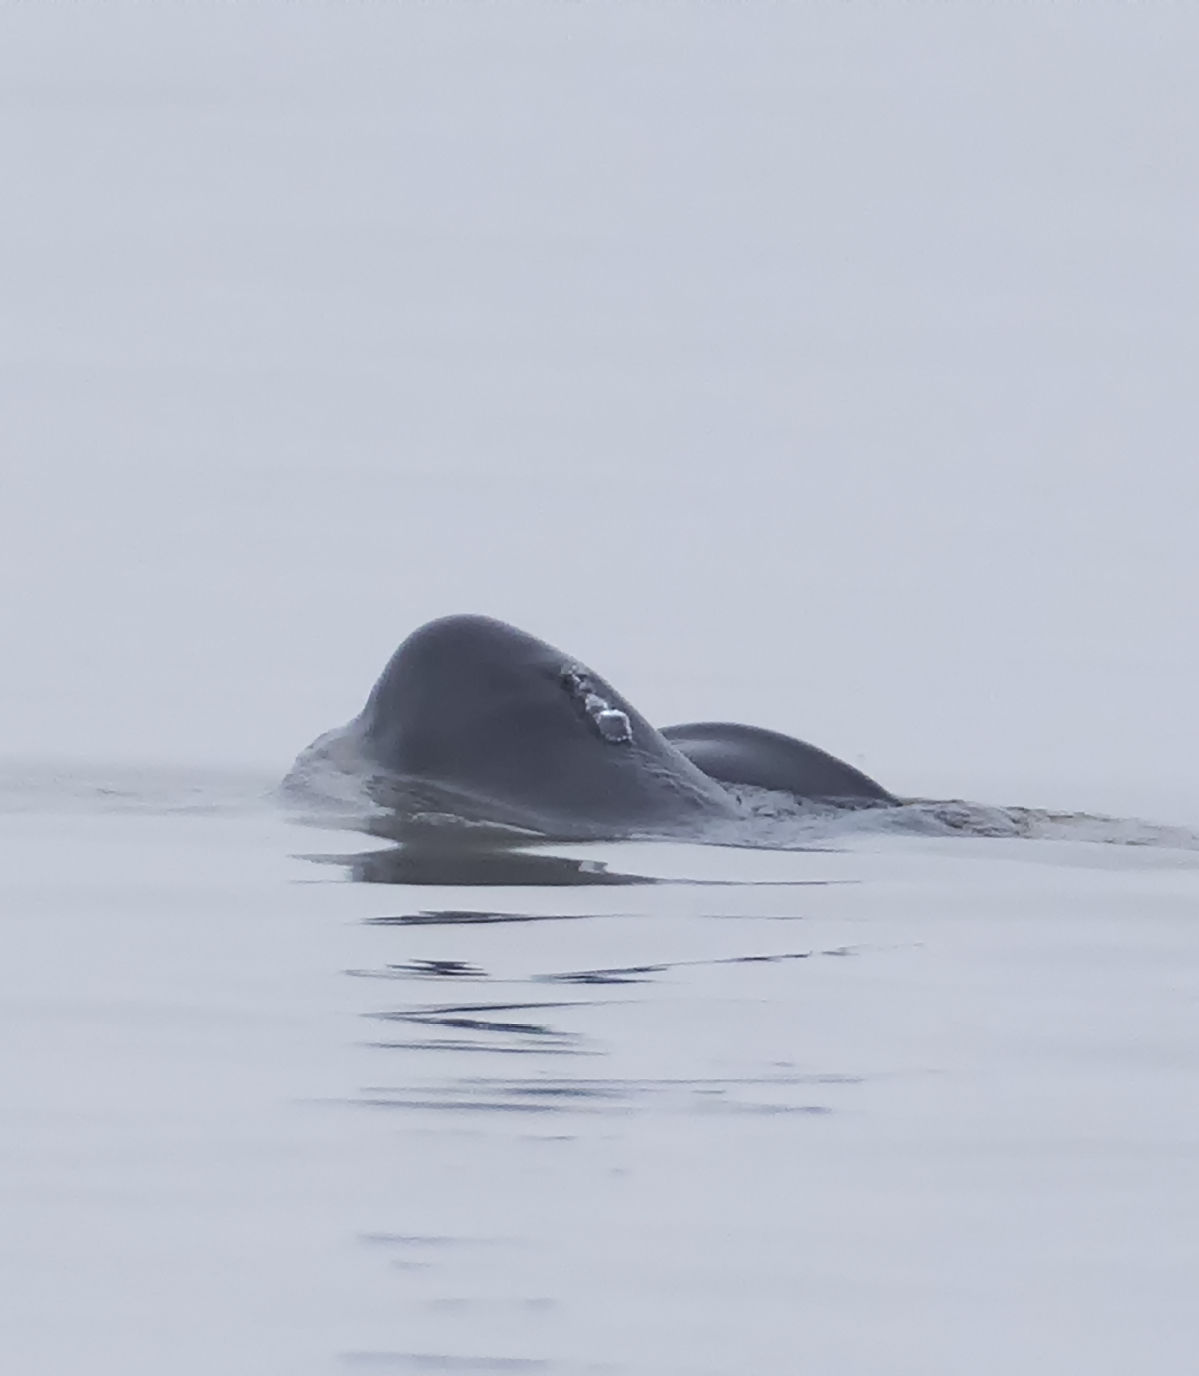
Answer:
[3,4,1198,1371]
[3,767,1197,1374]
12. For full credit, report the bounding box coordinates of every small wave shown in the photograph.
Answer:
[711,785,1199,853]
[282,751,1199,857]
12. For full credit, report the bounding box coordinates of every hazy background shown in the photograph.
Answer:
[2,2,1196,819]
[4,9,1199,1375]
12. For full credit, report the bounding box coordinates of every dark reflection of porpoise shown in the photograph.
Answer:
[287,614,894,846]
[304,837,846,887]
[321,842,659,887]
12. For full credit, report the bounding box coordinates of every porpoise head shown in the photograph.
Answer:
[353,614,737,837]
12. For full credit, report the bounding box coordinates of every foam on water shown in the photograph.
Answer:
[714,783,1199,854]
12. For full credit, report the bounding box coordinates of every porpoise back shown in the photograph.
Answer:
[661,721,895,804]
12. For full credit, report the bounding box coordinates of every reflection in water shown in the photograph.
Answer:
[364,1037,583,1057]
[372,999,586,1049]
[349,945,854,987]
[535,946,854,985]
[352,945,854,985]
[368,911,593,928]
[302,799,1199,893]
[358,959,489,979]
[308,842,847,888]
[303,792,1199,1370]
[314,844,660,887]
[342,1354,557,1371]
[354,1072,847,1117]
[352,941,867,1074]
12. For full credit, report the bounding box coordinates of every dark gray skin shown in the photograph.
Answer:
[291,614,893,839]
[342,614,740,838]
[662,722,895,805]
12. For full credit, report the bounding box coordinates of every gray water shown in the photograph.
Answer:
[3,6,1198,1373]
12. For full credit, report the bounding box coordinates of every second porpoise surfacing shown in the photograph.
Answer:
[286,614,894,840]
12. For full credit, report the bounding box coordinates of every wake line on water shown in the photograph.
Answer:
[714,785,1199,853]
[0,762,277,815]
